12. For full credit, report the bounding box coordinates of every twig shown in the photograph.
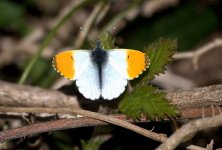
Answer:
[186,145,208,150]
[187,140,214,150]
[156,114,222,150]
[74,1,106,48]
[72,109,167,142]
[0,118,106,142]
[142,0,179,17]
[173,38,222,70]
[101,0,143,33]
[94,3,111,25]
[0,107,167,142]
[206,140,214,150]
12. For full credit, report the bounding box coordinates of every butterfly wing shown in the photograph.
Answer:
[107,49,149,80]
[53,50,77,80]
[125,49,149,79]
[53,50,101,100]
[75,59,101,100]
[101,59,128,100]
[53,50,91,80]
[101,49,149,100]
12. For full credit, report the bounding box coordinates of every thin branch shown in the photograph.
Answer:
[142,0,179,17]
[74,109,167,142]
[101,0,142,33]
[74,1,106,48]
[206,140,214,150]
[173,38,222,70]
[187,140,214,150]
[186,145,208,150]
[0,107,167,142]
[0,118,107,142]
[156,114,222,150]
[94,3,111,25]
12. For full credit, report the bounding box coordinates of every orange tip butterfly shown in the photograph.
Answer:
[53,42,149,100]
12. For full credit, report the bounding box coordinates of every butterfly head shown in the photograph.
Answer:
[91,41,107,63]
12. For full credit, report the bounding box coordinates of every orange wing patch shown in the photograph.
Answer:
[53,51,75,80]
[126,50,149,79]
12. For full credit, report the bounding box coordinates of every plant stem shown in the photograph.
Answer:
[18,0,93,84]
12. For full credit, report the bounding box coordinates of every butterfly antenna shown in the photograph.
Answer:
[80,27,95,47]
[111,26,116,36]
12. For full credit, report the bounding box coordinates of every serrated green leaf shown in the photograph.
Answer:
[119,85,180,120]
[142,38,177,82]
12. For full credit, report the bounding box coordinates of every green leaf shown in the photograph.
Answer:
[99,32,116,49]
[119,85,180,120]
[142,38,177,82]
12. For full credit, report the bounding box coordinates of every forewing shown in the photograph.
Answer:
[125,49,149,79]
[53,50,90,80]
[108,49,149,80]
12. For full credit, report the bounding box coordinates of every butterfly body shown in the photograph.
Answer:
[53,43,149,100]
[90,42,108,89]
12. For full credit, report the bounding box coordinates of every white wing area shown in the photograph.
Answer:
[73,51,101,100]
[107,50,129,79]
[101,50,128,100]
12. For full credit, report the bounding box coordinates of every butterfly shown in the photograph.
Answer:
[53,42,149,100]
